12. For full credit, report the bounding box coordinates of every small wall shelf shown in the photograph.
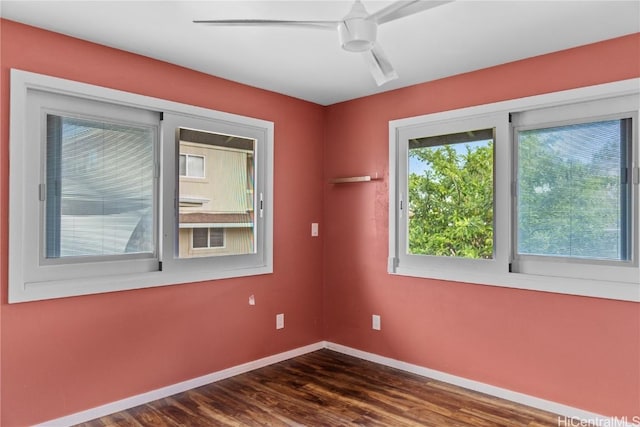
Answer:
[330,173,381,184]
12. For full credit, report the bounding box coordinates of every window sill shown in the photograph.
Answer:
[11,265,274,304]
[390,266,639,302]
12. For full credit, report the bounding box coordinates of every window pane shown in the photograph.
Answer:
[209,228,224,247]
[517,119,630,260]
[46,115,155,258]
[187,155,204,178]
[179,154,186,176]
[192,228,208,248]
[178,128,255,258]
[408,129,494,259]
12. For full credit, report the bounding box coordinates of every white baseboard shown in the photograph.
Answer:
[36,342,324,427]
[325,342,640,427]
[38,340,638,427]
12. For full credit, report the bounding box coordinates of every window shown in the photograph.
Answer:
[390,113,508,279]
[160,113,268,277]
[408,128,494,259]
[45,114,156,260]
[389,80,639,301]
[9,69,273,303]
[176,128,255,259]
[517,120,630,261]
[192,228,225,249]
[11,87,160,290]
[511,99,637,284]
[179,153,205,178]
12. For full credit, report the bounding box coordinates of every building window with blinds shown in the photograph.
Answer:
[192,228,225,249]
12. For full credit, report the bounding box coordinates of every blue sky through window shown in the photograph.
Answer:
[409,139,493,175]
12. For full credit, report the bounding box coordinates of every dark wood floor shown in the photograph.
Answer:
[76,349,560,426]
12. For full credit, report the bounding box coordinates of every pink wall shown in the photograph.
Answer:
[323,33,640,419]
[0,20,325,426]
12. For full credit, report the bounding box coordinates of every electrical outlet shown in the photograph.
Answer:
[372,314,381,331]
[311,222,319,237]
[276,313,285,329]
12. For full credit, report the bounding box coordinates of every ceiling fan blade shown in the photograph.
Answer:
[371,0,453,25]
[193,19,339,30]
[362,43,398,86]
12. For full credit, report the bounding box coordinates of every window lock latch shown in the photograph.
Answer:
[259,193,264,218]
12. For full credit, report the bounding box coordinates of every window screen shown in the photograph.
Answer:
[516,119,631,261]
[45,114,155,259]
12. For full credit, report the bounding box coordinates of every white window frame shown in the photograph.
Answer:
[9,69,274,303]
[161,112,266,271]
[179,153,205,178]
[19,89,161,284]
[389,78,640,302]
[392,112,509,278]
[511,98,638,284]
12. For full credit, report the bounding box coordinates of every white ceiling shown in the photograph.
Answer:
[2,0,639,105]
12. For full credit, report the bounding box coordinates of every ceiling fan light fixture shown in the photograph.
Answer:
[338,19,377,52]
[194,0,454,86]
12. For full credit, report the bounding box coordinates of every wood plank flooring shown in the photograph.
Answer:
[76,349,560,426]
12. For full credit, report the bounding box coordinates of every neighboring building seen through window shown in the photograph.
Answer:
[177,128,255,258]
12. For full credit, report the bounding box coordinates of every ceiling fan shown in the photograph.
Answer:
[194,0,453,86]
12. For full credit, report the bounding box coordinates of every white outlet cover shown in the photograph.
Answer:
[311,223,319,237]
[372,314,381,330]
[276,313,284,329]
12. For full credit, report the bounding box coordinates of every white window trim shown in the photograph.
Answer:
[389,78,640,302]
[9,69,274,303]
